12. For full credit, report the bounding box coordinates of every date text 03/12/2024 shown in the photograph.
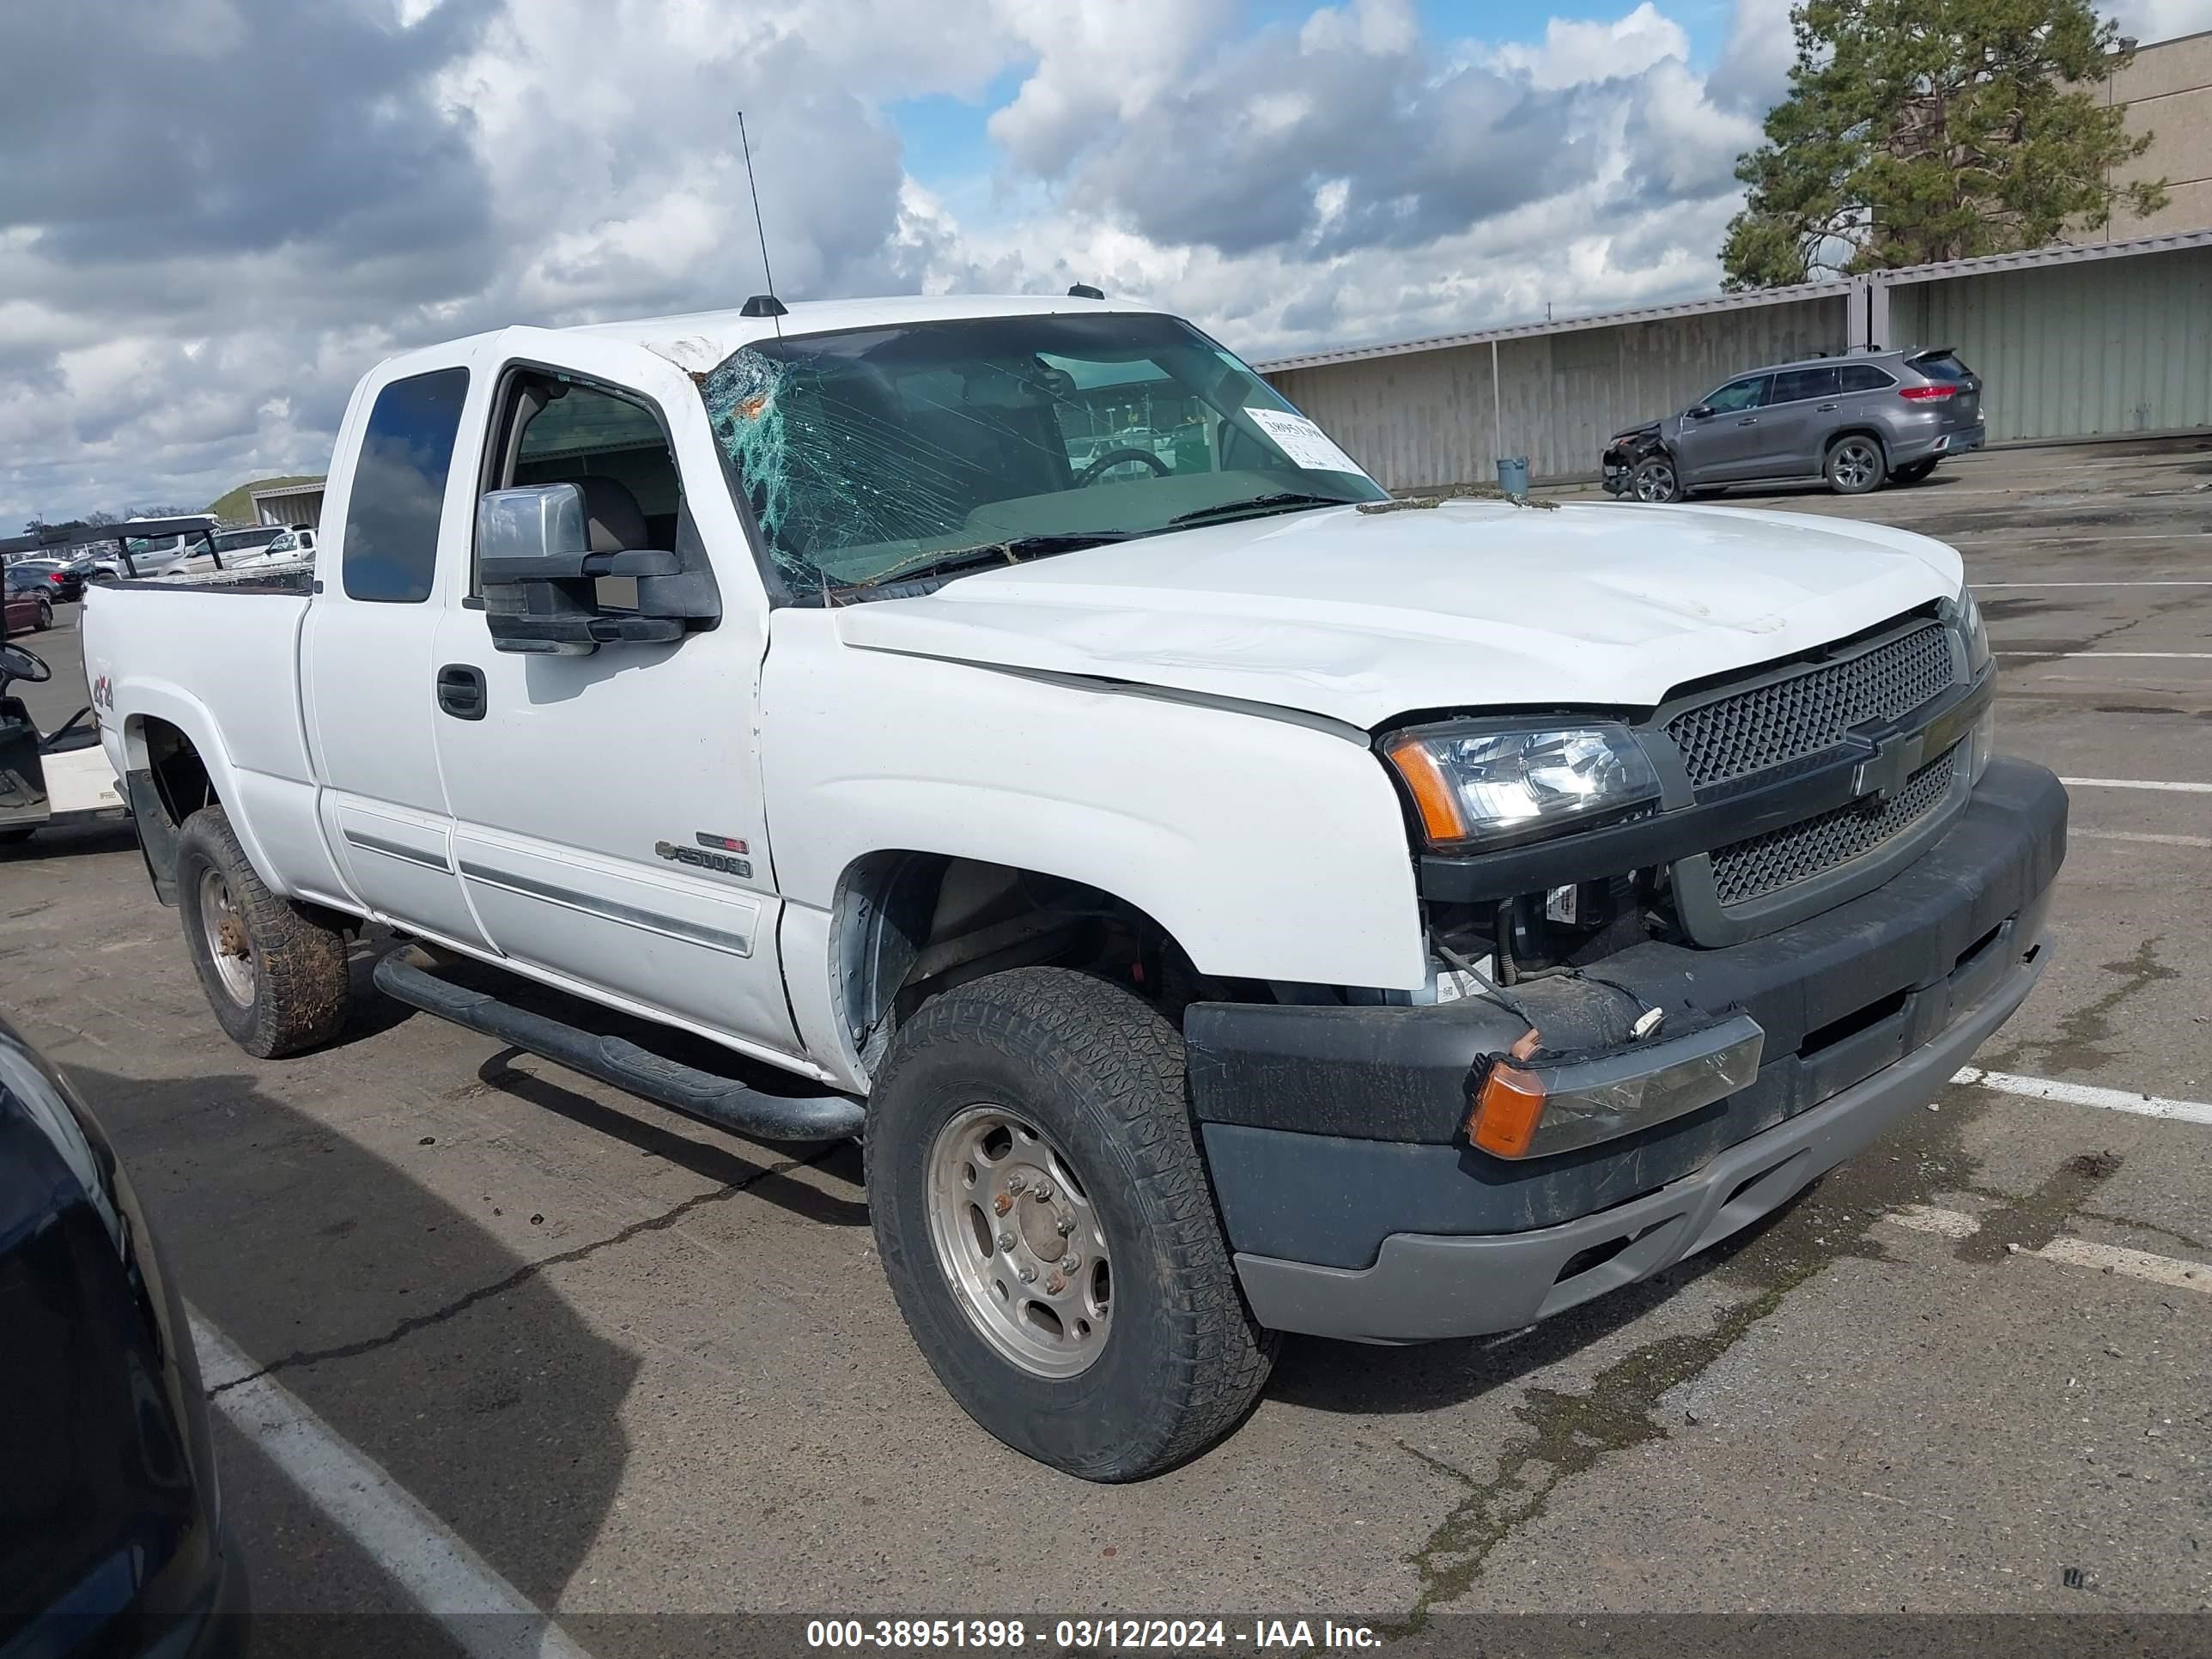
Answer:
[805,1620,1383,1650]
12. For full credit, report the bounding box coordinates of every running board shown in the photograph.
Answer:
[372,947,864,1143]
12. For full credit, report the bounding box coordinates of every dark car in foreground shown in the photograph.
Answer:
[0,1014,246,1657]
[1604,347,1984,502]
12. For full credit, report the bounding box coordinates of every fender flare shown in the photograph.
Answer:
[118,680,287,894]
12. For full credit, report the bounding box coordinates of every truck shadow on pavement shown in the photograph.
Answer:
[59,1060,643,1617]
[471,1048,868,1225]
[0,818,141,863]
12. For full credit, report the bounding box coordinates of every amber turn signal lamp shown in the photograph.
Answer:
[1385,736,1469,844]
[1469,1059,1547,1158]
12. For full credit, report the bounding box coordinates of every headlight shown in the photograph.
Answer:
[1959,585,1990,674]
[1383,722,1661,850]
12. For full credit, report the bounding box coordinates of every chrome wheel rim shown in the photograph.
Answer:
[198,868,257,1006]
[926,1106,1112,1378]
[1634,462,1676,502]
[1832,441,1879,489]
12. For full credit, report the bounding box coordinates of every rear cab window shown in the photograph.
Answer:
[341,368,471,603]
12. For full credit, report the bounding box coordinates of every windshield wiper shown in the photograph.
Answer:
[834,532,1135,596]
[1168,492,1361,526]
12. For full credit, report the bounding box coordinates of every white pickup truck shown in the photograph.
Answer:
[82,292,2064,1480]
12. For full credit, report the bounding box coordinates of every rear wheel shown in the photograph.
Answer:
[866,967,1274,1480]
[1825,434,1886,495]
[34,598,51,632]
[1889,458,1937,485]
[176,805,351,1057]
[1631,454,1684,503]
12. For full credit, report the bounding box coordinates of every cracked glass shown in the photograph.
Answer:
[698,312,1384,599]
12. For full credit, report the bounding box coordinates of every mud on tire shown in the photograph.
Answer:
[176,805,350,1058]
[866,966,1276,1481]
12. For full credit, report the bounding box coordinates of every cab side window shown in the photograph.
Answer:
[1703,375,1770,414]
[343,368,470,604]
[485,375,684,611]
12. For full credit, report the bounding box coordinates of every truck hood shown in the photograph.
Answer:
[832,501,1964,729]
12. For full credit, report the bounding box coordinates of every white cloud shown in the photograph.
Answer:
[1493,1,1690,89]
[2,0,1794,526]
[2108,0,2212,41]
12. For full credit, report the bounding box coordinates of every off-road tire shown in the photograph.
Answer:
[1825,434,1886,495]
[866,966,1275,1480]
[176,805,350,1057]
[1889,458,1937,485]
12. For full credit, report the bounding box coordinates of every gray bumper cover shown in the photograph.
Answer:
[1232,941,2046,1344]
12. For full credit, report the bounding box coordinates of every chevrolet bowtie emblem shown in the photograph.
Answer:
[1851,730,1925,802]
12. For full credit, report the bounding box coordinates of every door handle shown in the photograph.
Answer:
[1735,416,1758,426]
[1815,402,1839,411]
[436,663,487,721]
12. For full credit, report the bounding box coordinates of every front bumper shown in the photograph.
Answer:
[1187,757,2064,1343]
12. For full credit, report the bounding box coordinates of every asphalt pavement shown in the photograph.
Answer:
[3,438,2209,1652]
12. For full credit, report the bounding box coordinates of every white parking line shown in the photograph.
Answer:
[1952,532,2212,543]
[1950,1067,2212,1127]
[1999,659,2212,667]
[2059,776,2212,793]
[1974,581,2212,588]
[2073,828,2212,849]
[2039,1236,2212,1292]
[1884,1207,2211,1292]
[191,1313,595,1659]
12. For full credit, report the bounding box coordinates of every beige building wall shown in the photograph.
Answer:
[2090,29,2212,240]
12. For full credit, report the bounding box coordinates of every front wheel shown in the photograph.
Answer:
[1825,434,1886,495]
[866,967,1274,1480]
[176,805,351,1057]
[1631,454,1683,503]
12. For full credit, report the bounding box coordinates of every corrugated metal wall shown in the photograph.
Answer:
[1267,295,1848,489]
[1266,243,2212,487]
[1888,245,2212,442]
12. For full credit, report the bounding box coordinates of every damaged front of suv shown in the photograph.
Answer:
[1601,420,1668,498]
[1185,582,2064,1343]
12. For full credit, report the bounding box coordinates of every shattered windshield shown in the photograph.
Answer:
[698,312,1385,598]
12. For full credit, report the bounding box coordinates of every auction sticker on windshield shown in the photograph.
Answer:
[1243,407,1363,476]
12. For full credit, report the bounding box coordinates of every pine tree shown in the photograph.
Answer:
[1722,0,2167,288]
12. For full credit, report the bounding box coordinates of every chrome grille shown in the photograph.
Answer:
[1709,745,1959,907]
[1668,623,1954,791]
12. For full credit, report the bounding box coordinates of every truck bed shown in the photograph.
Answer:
[80,580,324,899]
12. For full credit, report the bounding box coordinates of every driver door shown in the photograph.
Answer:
[1674,373,1772,484]
[428,339,800,1059]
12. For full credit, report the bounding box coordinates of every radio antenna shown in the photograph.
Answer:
[738,112,782,337]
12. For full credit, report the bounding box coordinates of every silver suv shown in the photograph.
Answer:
[1603,348,1984,501]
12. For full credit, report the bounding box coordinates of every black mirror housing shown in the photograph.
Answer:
[476,483,720,655]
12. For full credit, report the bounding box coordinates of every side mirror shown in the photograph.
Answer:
[477,483,720,655]
[1686,404,1715,419]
